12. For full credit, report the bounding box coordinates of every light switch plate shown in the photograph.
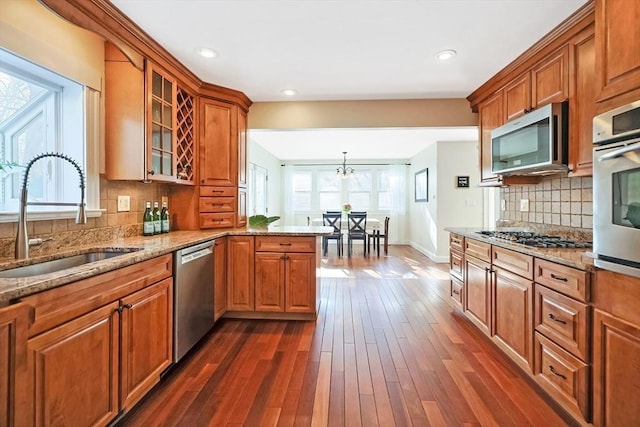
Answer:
[117,195,130,212]
[520,199,529,212]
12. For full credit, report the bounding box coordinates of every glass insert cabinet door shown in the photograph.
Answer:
[148,67,176,180]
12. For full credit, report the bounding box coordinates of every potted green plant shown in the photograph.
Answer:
[248,214,280,228]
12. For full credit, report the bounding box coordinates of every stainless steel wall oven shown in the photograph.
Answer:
[593,101,640,278]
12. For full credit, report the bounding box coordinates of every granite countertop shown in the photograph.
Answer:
[445,227,595,271]
[0,226,333,304]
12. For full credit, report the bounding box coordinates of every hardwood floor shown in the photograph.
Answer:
[120,246,574,426]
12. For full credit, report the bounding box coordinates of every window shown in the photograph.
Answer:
[292,170,312,211]
[248,163,268,215]
[0,48,89,216]
[348,170,371,211]
[377,170,393,211]
[318,170,341,210]
[284,165,406,214]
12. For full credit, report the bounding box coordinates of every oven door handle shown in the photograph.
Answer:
[598,140,640,161]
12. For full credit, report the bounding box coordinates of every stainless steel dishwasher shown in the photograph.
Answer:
[174,239,215,362]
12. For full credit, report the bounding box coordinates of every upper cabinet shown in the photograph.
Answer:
[468,2,596,185]
[594,0,640,109]
[200,98,237,187]
[105,43,195,184]
[504,48,569,121]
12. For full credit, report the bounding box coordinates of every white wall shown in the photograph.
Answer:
[248,136,282,217]
[409,140,483,262]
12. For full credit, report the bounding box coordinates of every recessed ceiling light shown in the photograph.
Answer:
[281,89,297,96]
[197,47,217,58]
[436,49,457,61]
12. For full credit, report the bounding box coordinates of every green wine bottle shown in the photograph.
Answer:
[152,201,161,235]
[143,201,154,236]
[160,201,170,233]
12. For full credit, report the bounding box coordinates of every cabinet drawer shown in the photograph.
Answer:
[534,332,590,422]
[21,254,173,337]
[199,213,235,229]
[199,186,236,197]
[449,249,464,281]
[450,277,463,308]
[255,236,316,253]
[465,238,491,262]
[535,284,590,361]
[535,258,589,302]
[199,197,235,213]
[492,246,534,279]
[450,233,464,252]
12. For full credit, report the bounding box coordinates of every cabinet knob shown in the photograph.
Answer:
[148,169,155,176]
[452,289,460,295]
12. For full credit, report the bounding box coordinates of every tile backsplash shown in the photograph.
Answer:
[500,175,593,229]
[0,177,170,258]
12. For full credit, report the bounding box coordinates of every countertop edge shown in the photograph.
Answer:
[0,226,333,303]
[445,227,595,271]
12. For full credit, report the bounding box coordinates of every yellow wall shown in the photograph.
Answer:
[249,98,477,129]
[0,0,104,89]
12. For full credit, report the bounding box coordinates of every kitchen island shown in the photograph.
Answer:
[0,225,331,426]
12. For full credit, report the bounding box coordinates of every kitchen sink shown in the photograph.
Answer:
[0,249,140,279]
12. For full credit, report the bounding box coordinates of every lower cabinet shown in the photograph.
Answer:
[593,269,640,427]
[464,255,492,335]
[119,278,173,409]
[227,235,319,318]
[20,254,173,426]
[493,267,534,372]
[28,302,120,427]
[226,236,255,311]
[254,238,317,314]
[0,303,32,427]
[213,237,227,321]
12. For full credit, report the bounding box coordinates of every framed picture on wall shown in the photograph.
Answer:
[414,168,428,202]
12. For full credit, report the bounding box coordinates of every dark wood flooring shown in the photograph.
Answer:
[119,246,575,426]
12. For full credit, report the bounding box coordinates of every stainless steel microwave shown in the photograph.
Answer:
[593,100,640,279]
[491,102,568,175]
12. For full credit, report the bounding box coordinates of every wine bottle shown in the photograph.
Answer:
[152,201,161,235]
[143,202,154,236]
[160,201,170,233]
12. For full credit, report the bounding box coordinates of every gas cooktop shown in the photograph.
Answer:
[477,230,592,249]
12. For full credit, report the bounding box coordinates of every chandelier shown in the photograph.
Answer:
[336,151,355,178]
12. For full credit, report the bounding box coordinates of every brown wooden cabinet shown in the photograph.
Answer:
[21,254,173,426]
[238,108,248,189]
[478,92,504,185]
[226,236,255,311]
[255,237,317,314]
[593,269,640,427]
[28,301,120,427]
[119,278,173,410]
[0,303,32,427]
[493,266,534,372]
[105,43,194,183]
[200,98,237,187]
[595,0,640,106]
[568,27,596,177]
[214,237,227,321]
[464,255,492,336]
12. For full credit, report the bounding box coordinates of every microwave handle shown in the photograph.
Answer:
[598,140,640,161]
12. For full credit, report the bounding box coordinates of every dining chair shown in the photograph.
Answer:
[368,216,390,256]
[347,212,367,256]
[322,212,343,256]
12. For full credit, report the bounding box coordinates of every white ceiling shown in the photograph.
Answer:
[250,127,478,160]
[110,0,588,160]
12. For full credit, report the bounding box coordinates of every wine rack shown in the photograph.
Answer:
[176,86,195,184]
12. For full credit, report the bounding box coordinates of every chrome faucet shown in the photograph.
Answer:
[15,152,87,259]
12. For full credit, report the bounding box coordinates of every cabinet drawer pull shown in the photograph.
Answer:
[547,313,567,324]
[279,243,292,246]
[452,289,460,295]
[550,273,568,282]
[548,365,567,380]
